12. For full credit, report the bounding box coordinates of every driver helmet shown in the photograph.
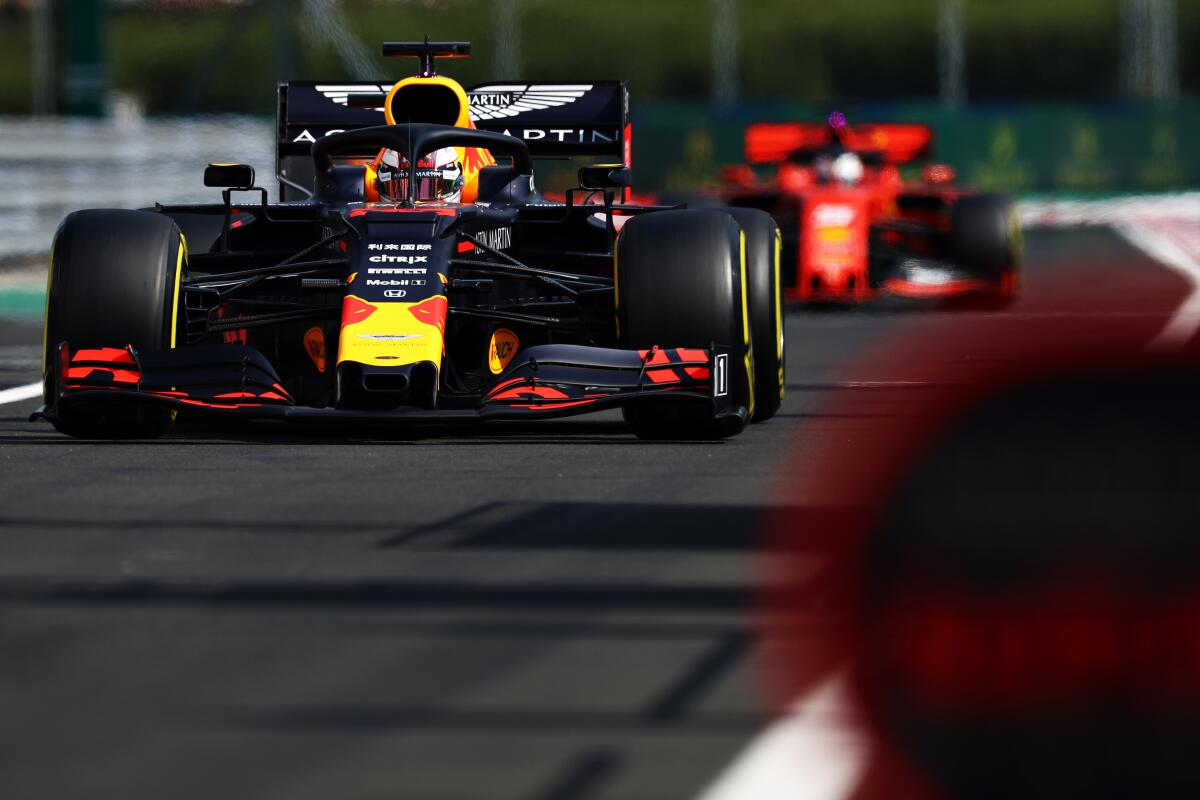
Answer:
[814,152,836,184]
[376,146,464,203]
[830,152,864,186]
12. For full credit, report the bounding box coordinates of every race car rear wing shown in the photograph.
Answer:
[276,80,630,198]
[745,122,934,165]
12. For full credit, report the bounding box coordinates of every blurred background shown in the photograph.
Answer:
[2,0,1198,202]
[2,0,1196,324]
[2,1,1190,323]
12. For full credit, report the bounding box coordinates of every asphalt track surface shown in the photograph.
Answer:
[0,228,1189,800]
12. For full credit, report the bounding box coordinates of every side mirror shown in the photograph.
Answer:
[204,163,256,190]
[578,164,632,191]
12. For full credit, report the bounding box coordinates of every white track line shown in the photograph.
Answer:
[695,672,870,800]
[1115,222,1200,349]
[0,381,42,406]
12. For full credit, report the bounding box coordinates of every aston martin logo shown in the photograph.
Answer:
[315,84,392,110]
[468,84,593,121]
[314,83,594,120]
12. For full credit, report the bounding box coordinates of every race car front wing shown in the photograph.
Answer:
[35,341,747,428]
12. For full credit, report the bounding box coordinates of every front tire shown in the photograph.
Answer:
[44,209,185,438]
[723,207,784,422]
[949,194,1021,276]
[616,209,754,439]
[947,194,1022,309]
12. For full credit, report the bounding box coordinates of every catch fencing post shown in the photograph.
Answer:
[1122,0,1180,101]
[30,0,54,115]
[493,0,522,79]
[63,0,107,117]
[938,0,965,107]
[711,0,738,106]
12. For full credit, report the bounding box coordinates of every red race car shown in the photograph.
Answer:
[715,116,1021,305]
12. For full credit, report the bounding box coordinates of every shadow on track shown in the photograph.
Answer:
[0,502,806,552]
[5,416,744,446]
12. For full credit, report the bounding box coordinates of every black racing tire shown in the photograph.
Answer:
[44,209,186,439]
[616,209,754,439]
[722,207,784,422]
[949,194,1022,277]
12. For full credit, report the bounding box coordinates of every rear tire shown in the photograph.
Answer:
[44,209,185,438]
[616,209,754,439]
[723,207,784,422]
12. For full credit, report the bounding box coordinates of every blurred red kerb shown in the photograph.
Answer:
[873,578,1200,713]
[759,275,1200,798]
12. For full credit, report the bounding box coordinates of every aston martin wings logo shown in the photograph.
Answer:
[468,84,593,121]
[315,84,393,110]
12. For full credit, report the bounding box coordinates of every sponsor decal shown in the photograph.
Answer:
[468,84,592,121]
[351,340,425,351]
[817,227,851,244]
[215,303,248,346]
[315,84,392,109]
[384,289,406,298]
[292,128,346,144]
[303,326,327,373]
[474,227,513,253]
[368,267,426,275]
[813,204,857,227]
[368,255,428,264]
[488,328,520,375]
[901,261,955,286]
[337,297,443,368]
[367,243,432,251]
[714,354,729,397]
[366,279,423,287]
[367,279,423,287]
[810,204,861,270]
[497,128,618,145]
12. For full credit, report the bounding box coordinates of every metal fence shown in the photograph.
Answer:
[0,115,273,261]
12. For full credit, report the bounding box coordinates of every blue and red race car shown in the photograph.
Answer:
[36,39,784,440]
